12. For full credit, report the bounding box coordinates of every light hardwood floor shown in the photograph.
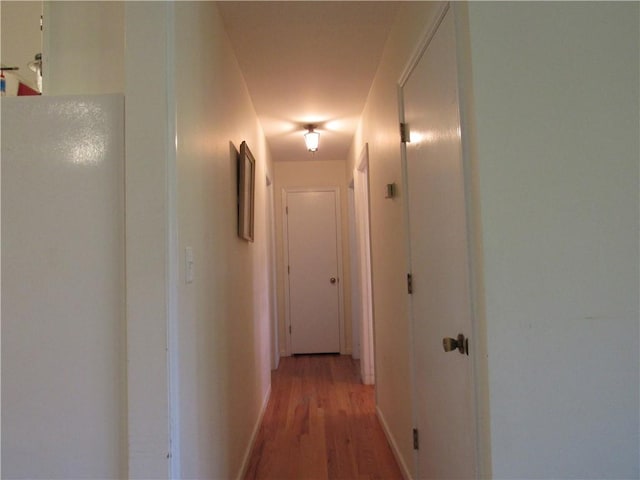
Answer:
[244,355,403,480]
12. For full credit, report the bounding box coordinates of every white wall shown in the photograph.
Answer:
[273,160,353,357]
[464,2,639,477]
[1,95,125,479]
[174,3,272,478]
[2,3,273,479]
[350,2,638,478]
[44,1,124,95]
[347,4,441,477]
[124,4,174,477]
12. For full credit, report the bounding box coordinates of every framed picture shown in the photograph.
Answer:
[238,141,256,242]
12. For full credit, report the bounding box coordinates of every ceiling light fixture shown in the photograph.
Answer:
[304,125,319,152]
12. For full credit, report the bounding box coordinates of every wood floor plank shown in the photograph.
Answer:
[244,355,403,480]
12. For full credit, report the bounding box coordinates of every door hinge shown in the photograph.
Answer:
[40,15,43,31]
[400,122,410,143]
[407,273,413,294]
[288,265,290,274]
[286,206,289,215]
[289,325,292,335]
[413,428,419,450]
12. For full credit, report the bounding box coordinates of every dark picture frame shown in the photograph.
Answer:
[238,141,256,242]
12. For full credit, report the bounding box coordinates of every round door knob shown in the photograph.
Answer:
[330,277,337,284]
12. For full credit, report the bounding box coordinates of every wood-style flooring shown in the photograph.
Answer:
[244,355,403,480]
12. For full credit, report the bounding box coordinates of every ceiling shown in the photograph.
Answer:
[217,1,402,162]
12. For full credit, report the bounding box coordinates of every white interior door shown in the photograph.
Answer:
[285,189,342,354]
[402,7,478,479]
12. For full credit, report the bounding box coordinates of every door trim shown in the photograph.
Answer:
[281,186,346,356]
[398,1,450,87]
[354,144,375,385]
[347,183,361,360]
[266,174,279,369]
[451,3,492,475]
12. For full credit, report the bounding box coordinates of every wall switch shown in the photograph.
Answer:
[185,247,194,284]
[385,183,396,199]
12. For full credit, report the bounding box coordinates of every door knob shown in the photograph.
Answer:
[443,333,468,355]
[330,277,337,284]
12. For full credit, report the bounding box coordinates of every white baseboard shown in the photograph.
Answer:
[236,384,271,480]
[362,373,375,385]
[376,406,414,480]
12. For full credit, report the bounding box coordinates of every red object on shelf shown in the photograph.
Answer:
[17,82,40,96]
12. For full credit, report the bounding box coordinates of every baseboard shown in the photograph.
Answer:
[236,384,271,480]
[362,373,375,385]
[376,406,414,480]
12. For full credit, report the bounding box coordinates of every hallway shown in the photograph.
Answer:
[2,3,637,478]
[244,356,402,480]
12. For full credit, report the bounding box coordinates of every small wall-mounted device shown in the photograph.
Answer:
[385,183,396,199]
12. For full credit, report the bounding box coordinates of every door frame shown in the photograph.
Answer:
[398,1,488,477]
[353,144,375,385]
[266,174,279,369]
[347,183,361,360]
[281,186,346,356]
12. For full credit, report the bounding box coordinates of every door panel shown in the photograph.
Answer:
[404,9,478,479]
[286,190,341,353]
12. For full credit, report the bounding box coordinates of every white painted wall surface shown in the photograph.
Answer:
[273,160,352,357]
[3,3,276,478]
[464,3,639,477]
[347,4,441,477]
[1,95,125,478]
[352,3,639,477]
[44,1,124,95]
[124,4,174,478]
[174,3,272,478]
